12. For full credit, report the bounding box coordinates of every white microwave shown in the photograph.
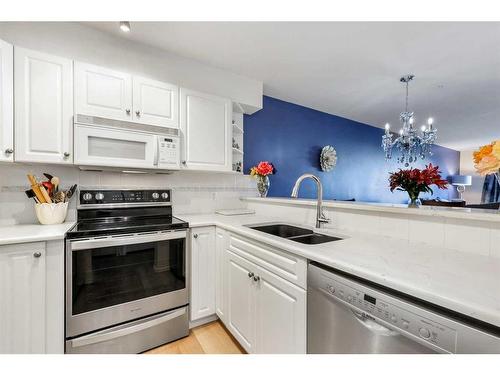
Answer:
[74,114,180,171]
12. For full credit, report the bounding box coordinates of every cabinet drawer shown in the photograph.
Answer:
[229,234,306,289]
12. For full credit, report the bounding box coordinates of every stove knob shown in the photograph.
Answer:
[152,192,160,199]
[161,192,169,200]
[95,192,104,201]
[83,193,93,201]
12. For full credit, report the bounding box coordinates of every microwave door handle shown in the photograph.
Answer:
[69,307,187,348]
[154,136,159,166]
[70,231,187,251]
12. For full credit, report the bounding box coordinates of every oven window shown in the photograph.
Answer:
[72,238,185,315]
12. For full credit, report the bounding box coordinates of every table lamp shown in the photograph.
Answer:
[451,175,472,201]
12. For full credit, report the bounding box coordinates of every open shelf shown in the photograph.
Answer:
[232,123,244,134]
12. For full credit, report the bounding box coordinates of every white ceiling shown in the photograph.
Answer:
[87,22,500,151]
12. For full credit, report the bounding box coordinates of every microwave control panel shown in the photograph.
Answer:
[158,136,180,168]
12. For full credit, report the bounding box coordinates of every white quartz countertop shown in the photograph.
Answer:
[179,213,500,328]
[242,197,500,223]
[0,222,76,246]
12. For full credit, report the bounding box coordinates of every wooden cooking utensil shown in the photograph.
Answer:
[39,185,53,203]
[27,174,46,204]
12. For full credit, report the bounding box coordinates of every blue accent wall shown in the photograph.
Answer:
[244,96,460,204]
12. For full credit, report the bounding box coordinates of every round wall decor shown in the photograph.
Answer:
[320,145,337,172]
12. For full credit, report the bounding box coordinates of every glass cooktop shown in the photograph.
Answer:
[67,215,188,239]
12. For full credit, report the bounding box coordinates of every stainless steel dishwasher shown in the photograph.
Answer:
[308,262,500,354]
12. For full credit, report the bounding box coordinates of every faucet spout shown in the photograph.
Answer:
[290,174,330,228]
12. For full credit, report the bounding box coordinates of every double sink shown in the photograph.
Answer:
[246,223,342,245]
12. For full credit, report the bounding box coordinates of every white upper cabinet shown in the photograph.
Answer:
[75,62,179,128]
[0,242,46,354]
[179,88,232,171]
[132,76,179,127]
[0,39,13,162]
[74,62,133,121]
[190,227,216,321]
[14,47,73,164]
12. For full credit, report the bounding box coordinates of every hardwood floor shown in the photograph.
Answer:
[145,320,245,354]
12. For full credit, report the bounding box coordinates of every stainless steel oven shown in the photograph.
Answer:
[65,189,189,354]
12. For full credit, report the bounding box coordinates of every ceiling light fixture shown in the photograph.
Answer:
[382,75,437,167]
[119,21,131,33]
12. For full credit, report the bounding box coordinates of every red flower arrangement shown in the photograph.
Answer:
[250,161,275,177]
[389,163,448,206]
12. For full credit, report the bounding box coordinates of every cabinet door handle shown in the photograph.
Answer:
[248,272,254,278]
[193,234,198,239]
[63,152,70,158]
[135,110,141,116]
[5,148,13,154]
[33,252,42,258]
[126,109,131,115]
[182,160,187,165]
[253,275,260,282]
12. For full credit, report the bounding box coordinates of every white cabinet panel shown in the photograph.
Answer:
[14,47,73,164]
[133,76,178,127]
[226,250,255,353]
[190,227,216,321]
[254,263,306,354]
[180,88,232,171]
[0,242,46,354]
[215,228,228,323]
[75,62,132,121]
[0,39,13,162]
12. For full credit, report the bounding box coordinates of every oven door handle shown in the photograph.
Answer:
[69,230,187,251]
[69,306,187,348]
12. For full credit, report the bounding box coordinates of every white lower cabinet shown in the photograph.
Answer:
[224,243,307,354]
[0,240,64,354]
[226,250,256,352]
[191,226,307,353]
[215,228,229,324]
[190,227,216,321]
[254,261,306,354]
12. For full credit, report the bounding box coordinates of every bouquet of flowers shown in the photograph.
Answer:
[473,140,500,183]
[389,164,448,207]
[249,161,275,198]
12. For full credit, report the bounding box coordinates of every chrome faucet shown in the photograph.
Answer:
[291,174,330,228]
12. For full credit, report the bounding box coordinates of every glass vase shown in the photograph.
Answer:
[407,192,421,208]
[257,175,270,198]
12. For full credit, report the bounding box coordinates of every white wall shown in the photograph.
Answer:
[460,150,484,204]
[0,22,263,112]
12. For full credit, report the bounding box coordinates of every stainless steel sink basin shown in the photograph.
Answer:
[248,224,313,238]
[246,223,342,245]
[289,233,342,245]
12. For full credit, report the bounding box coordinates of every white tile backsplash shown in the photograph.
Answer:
[0,163,257,225]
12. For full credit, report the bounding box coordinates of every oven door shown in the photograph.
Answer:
[66,230,187,338]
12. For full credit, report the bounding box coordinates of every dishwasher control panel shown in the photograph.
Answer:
[321,270,457,353]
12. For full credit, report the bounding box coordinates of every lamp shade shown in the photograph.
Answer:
[451,175,472,186]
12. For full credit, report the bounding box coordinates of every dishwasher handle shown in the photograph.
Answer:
[351,309,400,337]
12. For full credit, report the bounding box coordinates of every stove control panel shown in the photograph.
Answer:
[320,272,458,353]
[79,189,172,205]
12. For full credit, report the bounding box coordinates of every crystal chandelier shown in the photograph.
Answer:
[382,74,437,167]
